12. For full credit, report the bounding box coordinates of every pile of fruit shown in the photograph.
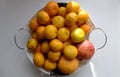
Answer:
[27,1,95,75]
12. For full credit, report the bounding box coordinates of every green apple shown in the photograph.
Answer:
[71,28,85,43]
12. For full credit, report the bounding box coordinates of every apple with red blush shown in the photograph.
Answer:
[76,40,95,60]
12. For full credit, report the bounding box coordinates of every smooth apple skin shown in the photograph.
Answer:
[77,40,95,60]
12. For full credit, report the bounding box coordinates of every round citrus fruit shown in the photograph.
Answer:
[45,1,59,16]
[65,12,78,26]
[58,7,66,17]
[44,25,57,40]
[58,56,79,74]
[66,1,80,13]
[29,17,39,32]
[44,59,57,71]
[48,50,61,62]
[62,39,72,50]
[34,43,41,53]
[57,27,70,42]
[41,41,49,54]
[49,39,63,52]
[33,52,45,67]
[71,28,85,43]
[52,16,65,28]
[47,16,54,24]
[37,10,50,25]
[80,23,91,35]
[32,32,39,40]
[36,26,45,39]
[27,38,38,51]
[78,9,89,25]
[64,45,78,60]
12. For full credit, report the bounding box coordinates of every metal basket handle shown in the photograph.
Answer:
[14,27,31,50]
[88,28,107,50]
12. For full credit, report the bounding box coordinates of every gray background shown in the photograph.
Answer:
[0,0,120,77]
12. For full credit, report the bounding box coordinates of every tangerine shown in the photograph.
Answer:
[44,59,57,71]
[37,10,50,25]
[33,52,45,67]
[49,39,63,52]
[29,17,39,32]
[44,25,57,40]
[45,1,59,16]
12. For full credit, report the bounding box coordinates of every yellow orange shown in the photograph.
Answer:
[78,9,89,25]
[52,16,65,28]
[64,45,78,60]
[33,52,45,67]
[29,17,39,32]
[48,50,61,62]
[34,43,41,53]
[58,56,79,74]
[45,1,59,16]
[27,38,38,51]
[57,27,70,42]
[71,28,85,43]
[80,23,91,35]
[44,25,57,40]
[58,7,66,17]
[36,26,45,39]
[62,39,72,53]
[37,10,50,25]
[44,59,57,71]
[65,12,78,26]
[32,32,39,40]
[49,39,63,52]
[66,1,80,13]
[41,41,49,54]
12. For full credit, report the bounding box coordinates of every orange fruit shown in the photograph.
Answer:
[45,1,59,16]
[29,17,39,32]
[33,52,45,67]
[57,27,70,42]
[34,43,41,53]
[71,28,85,43]
[48,50,61,62]
[78,9,89,25]
[65,12,78,26]
[41,41,49,54]
[67,23,79,32]
[66,1,80,13]
[52,16,65,28]
[44,59,57,71]
[47,16,54,24]
[37,10,50,25]
[62,39,72,49]
[44,25,57,40]
[58,56,79,74]
[62,39,72,53]
[58,7,66,17]
[64,45,78,60]
[32,32,39,40]
[27,38,38,51]
[80,23,91,35]
[36,26,45,39]
[49,39,63,52]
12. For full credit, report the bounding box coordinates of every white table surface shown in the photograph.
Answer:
[0,0,120,77]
